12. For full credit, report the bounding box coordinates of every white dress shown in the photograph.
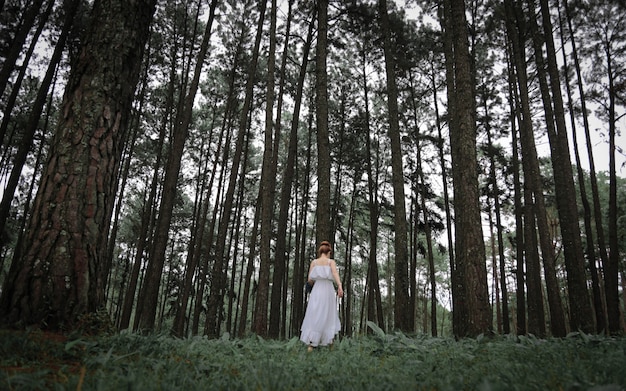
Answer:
[300,261,341,347]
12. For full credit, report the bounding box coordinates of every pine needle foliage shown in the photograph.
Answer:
[1,328,625,390]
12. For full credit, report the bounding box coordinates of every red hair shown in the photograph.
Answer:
[317,241,332,257]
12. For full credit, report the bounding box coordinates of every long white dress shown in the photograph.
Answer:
[300,261,341,347]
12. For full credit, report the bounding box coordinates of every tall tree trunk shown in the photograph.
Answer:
[430,60,456,337]
[227,149,248,335]
[535,0,594,333]
[485,125,510,335]
[604,32,621,336]
[270,0,310,339]
[444,0,491,337]
[439,0,463,337]
[378,0,412,332]
[289,109,314,337]
[505,0,565,337]
[172,99,220,337]
[342,176,358,337]
[506,46,526,335]
[119,32,179,330]
[105,36,153,303]
[191,12,248,335]
[236,180,261,338]
[556,0,606,333]
[138,1,217,331]
[315,0,331,245]
[563,0,610,332]
[408,72,437,336]
[362,52,385,332]
[254,0,278,338]
[206,0,267,338]
[0,0,157,330]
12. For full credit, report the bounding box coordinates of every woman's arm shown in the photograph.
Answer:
[330,260,344,297]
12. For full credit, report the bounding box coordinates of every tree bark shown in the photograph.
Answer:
[254,0,278,338]
[444,0,492,337]
[505,0,566,337]
[378,0,412,333]
[270,0,310,339]
[0,0,157,330]
[556,0,606,333]
[315,0,332,245]
[564,0,610,332]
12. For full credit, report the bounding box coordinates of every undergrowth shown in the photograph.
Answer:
[1,323,625,390]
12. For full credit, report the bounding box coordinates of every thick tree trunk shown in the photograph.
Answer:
[0,0,156,330]
[444,0,491,337]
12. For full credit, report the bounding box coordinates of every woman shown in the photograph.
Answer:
[300,241,344,351]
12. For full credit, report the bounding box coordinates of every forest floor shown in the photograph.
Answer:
[1,325,625,390]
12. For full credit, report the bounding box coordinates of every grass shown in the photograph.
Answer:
[0,325,625,390]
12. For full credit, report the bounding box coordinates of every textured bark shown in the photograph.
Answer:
[440,0,463,337]
[445,0,491,337]
[378,0,412,332]
[0,0,157,330]
[315,0,332,245]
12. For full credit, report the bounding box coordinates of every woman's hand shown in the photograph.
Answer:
[337,286,344,298]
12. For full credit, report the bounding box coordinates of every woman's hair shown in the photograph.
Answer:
[317,241,332,257]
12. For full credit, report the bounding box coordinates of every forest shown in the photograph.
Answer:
[0,0,624,344]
